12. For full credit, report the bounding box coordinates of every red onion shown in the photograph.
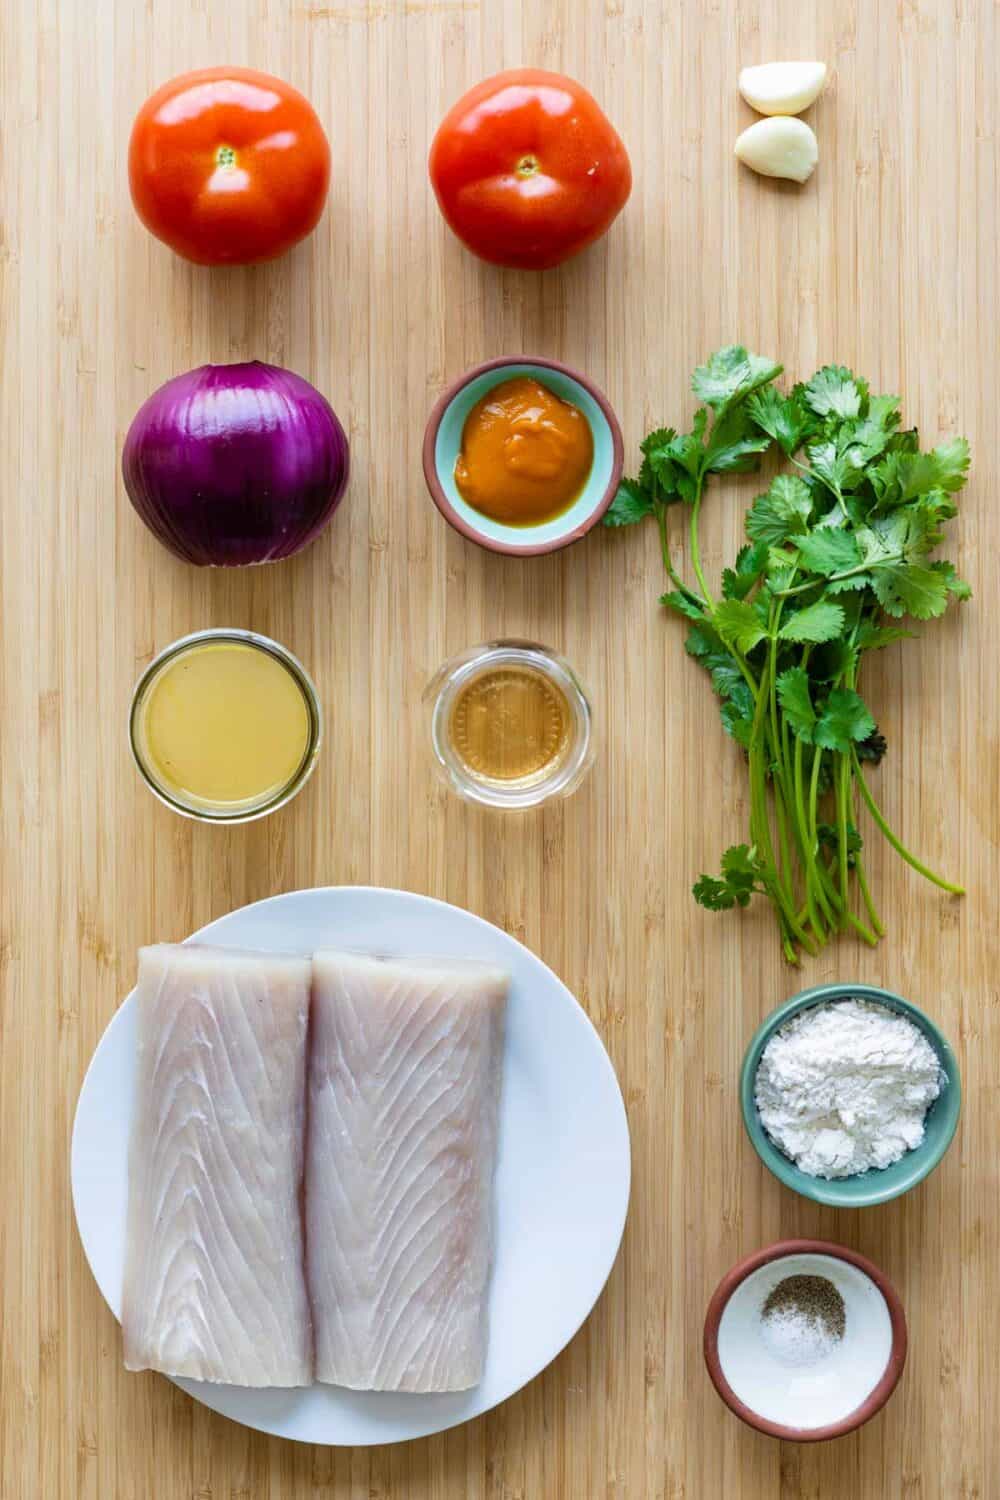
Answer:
[122,361,349,565]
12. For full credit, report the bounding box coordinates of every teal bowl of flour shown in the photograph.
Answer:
[740,983,961,1208]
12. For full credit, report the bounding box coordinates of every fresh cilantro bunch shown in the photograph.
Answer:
[605,347,970,962]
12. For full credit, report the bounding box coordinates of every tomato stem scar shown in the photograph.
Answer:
[515,154,540,178]
[216,144,237,169]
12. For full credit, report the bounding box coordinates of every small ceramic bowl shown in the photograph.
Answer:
[423,639,595,809]
[741,982,961,1208]
[422,356,623,555]
[704,1239,908,1442]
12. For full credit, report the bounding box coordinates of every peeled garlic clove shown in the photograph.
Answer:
[734,117,819,184]
[739,61,827,116]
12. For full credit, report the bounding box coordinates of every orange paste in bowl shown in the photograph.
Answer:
[454,375,594,526]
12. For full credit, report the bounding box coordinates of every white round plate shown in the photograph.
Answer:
[71,887,630,1445]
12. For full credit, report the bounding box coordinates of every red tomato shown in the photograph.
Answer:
[129,68,331,265]
[428,69,631,271]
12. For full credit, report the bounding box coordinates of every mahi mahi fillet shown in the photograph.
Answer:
[307,950,508,1391]
[122,944,313,1386]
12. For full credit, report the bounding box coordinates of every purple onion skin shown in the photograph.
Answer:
[122,361,349,565]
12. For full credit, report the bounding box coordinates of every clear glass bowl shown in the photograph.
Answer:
[424,640,594,809]
[129,628,322,824]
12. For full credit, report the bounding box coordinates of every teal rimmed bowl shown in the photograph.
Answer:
[422,356,623,555]
[740,983,961,1208]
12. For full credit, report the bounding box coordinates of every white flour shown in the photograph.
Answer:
[755,999,943,1179]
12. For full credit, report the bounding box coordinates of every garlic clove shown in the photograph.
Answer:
[734,117,819,184]
[739,61,828,117]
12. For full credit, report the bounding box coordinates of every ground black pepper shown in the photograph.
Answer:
[763,1274,846,1341]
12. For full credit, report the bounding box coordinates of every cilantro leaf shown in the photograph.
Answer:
[692,873,740,910]
[722,568,754,601]
[747,386,816,456]
[737,541,769,575]
[817,822,863,866]
[871,561,952,620]
[869,450,909,510]
[856,728,888,764]
[900,437,971,499]
[711,663,753,709]
[720,699,755,747]
[703,402,773,474]
[776,667,817,743]
[746,475,813,544]
[814,689,877,751]
[714,599,768,654]
[931,560,972,601]
[640,427,681,494]
[866,393,903,432]
[640,426,678,460]
[604,476,657,527]
[693,348,752,409]
[912,491,959,548]
[722,544,767,600]
[854,518,904,567]
[685,624,755,722]
[692,347,783,411]
[807,437,863,495]
[804,366,863,419]
[661,589,706,620]
[693,845,765,910]
[795,529,862,576]
[842,394,902,468]
[777,599,845,644]
[811,639,858,682]
[855,622,913,650]
[666,426,706,485]
[685,620,724,660]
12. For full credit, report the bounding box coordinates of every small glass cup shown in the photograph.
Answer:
[129,628,322,824]
[424,640,594,809]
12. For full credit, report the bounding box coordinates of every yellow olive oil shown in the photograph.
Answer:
[136,640,312,814]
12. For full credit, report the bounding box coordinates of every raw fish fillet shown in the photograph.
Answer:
[307,950,508,1391]
[122,944,313,1387]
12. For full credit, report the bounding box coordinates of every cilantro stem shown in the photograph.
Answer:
[808,745,823,845]
[689,473,714,608]
[764,611,793,906]
[828,890,880,946]
[773,639,827,942]
[656,504,706,607]
[851,751,965,895]
[792,735,827,942]
[772,768,795,907]
[836,752,851,921]
[844,648,885,937]
[807,748,840,930]
[748,652,816,954]
[774,555,903,599]
[778,918,800,966]
[854,851,885,937]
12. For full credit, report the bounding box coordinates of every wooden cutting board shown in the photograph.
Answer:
[2,0,997,1495]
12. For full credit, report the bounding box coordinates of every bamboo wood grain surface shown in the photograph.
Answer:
[2,0,998,1495]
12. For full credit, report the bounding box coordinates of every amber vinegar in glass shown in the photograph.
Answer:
[425,642,593,809]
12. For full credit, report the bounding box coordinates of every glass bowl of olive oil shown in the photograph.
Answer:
[129,628,322,823]
[425,641,594,809]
